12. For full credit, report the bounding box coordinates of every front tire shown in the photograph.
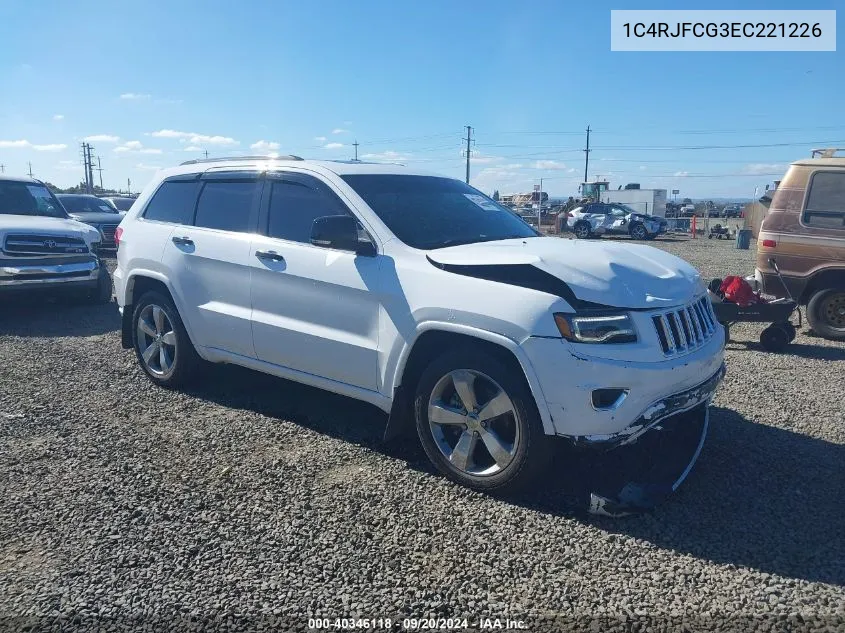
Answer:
[90,266,113,304]
[574,222,591,239]
[807,287,845,341]
[414,348,553,494]
[132,291,200,387]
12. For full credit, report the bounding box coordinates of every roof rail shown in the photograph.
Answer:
[810,148,845,158]
[180,155,304,166]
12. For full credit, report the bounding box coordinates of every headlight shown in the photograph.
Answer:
[553,312,637,344]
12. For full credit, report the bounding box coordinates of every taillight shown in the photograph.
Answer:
[762,239,776,248]
[114,226,123,247]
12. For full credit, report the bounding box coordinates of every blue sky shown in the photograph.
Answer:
[0,0,842,197]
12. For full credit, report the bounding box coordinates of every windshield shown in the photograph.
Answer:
[0,181,67,218]
[57,195,120,214]
[108,198,135,211]
[341,175,539,249]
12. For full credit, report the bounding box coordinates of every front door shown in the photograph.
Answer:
[249,172,382,391]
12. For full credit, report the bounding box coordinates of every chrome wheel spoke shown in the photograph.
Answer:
[139,318,156,338]
[449,430,477,471]
[478,427,513,468]
[159,344,169,371]
[451,370,478,412]
[429,403,467,426]
[142,341,160,365]
[161,330,177,346]
[477,389,513,422]
[152,306,165,334]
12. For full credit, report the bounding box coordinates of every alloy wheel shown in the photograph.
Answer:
[136,304,178,377]
[427,369,521,476]
[575,224,590,239]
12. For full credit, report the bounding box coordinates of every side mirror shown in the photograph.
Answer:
[310,215,376,256]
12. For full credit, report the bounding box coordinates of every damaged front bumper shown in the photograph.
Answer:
[584,365,726,517]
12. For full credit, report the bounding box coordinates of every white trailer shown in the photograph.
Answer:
[601,188,668,217]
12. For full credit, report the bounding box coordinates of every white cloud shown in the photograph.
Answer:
[53,114,64,121]
[567,168,577,173]
[361,150,411,162]
[250,140,280,151]
[674,171,689,177]
[0,139,66,151]
[323,142,344,149]
[150,129,191,139]
[120,92,151,100]
[742,163,787,175]
[532,160,567,170]
[332,128,349,135]
[83,134,120,143]
[314,136,327,142]
[183,146,203,152]
[639,165,648,171]
[135,163,161,171]
[0,139,30,148]
[189,134,237,146]
[114,140,162,154]
[470,152,503,164]
[148,129,237,146]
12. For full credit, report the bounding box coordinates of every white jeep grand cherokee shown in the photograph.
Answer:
[114,157,724,512]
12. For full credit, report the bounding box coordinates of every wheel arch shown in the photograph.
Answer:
[121,272,198,351]
[800,267,845,303]
[383,324,554,442]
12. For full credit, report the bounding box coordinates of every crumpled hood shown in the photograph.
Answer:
[427,236,703,309]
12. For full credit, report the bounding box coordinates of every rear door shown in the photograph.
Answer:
[249,172,382,391]
[160,170,262,359]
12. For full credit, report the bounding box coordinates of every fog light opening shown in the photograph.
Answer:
[591,388,629,411]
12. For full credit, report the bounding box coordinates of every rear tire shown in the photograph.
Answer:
[807,287,845,341]
[132,291,201,387]
[414,348,553,494]
[630,224,648,240]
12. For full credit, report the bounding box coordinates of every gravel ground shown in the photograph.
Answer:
[1,237,843,632]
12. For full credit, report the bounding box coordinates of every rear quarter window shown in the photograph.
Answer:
[142,180,199,225]
[803,171,845,230]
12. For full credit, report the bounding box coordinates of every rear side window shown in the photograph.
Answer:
[267,180,349,243]
[804,171,845,230]
[143,181,198,225]
[194,181,261,233]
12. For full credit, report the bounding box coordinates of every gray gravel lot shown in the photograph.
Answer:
[1,236,843,632]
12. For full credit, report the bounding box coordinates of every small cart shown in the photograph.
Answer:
[709,260,801,353]
[707,224,731,240]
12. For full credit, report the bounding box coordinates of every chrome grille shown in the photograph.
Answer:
[100,224,119,246]
[3,234,89,256]
[652,296,717,355]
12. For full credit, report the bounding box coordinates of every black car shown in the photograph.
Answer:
[56,194,124,249]
[101,196,137,212]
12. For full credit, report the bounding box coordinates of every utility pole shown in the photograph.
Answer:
[127,178,131,195]
[352,140,359,162]
[203,149,209,159]
[96,156,104,190]
[86,144,95,194]
[0,164,5,173]
[28,162,34,177]
[464,125,472,184]
[583,125,591,184]
[538,177,543,229]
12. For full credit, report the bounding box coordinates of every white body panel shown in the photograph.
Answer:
[115,159,723,440]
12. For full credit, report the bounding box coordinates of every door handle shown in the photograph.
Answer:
[255,249,285,263]
[172,236,194,246]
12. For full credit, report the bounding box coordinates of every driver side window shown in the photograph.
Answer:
[267,178,351,243]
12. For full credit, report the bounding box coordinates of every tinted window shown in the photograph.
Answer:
[804,171,845,230]
[143,181,199,224]
[57,195,118,214]
[109,198,135,211]
[267,179,349,243]
[341,175,537,249]
[0,181,67,218]
[194,181,260,232]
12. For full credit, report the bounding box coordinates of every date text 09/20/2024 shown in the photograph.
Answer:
[308,618,527,630]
